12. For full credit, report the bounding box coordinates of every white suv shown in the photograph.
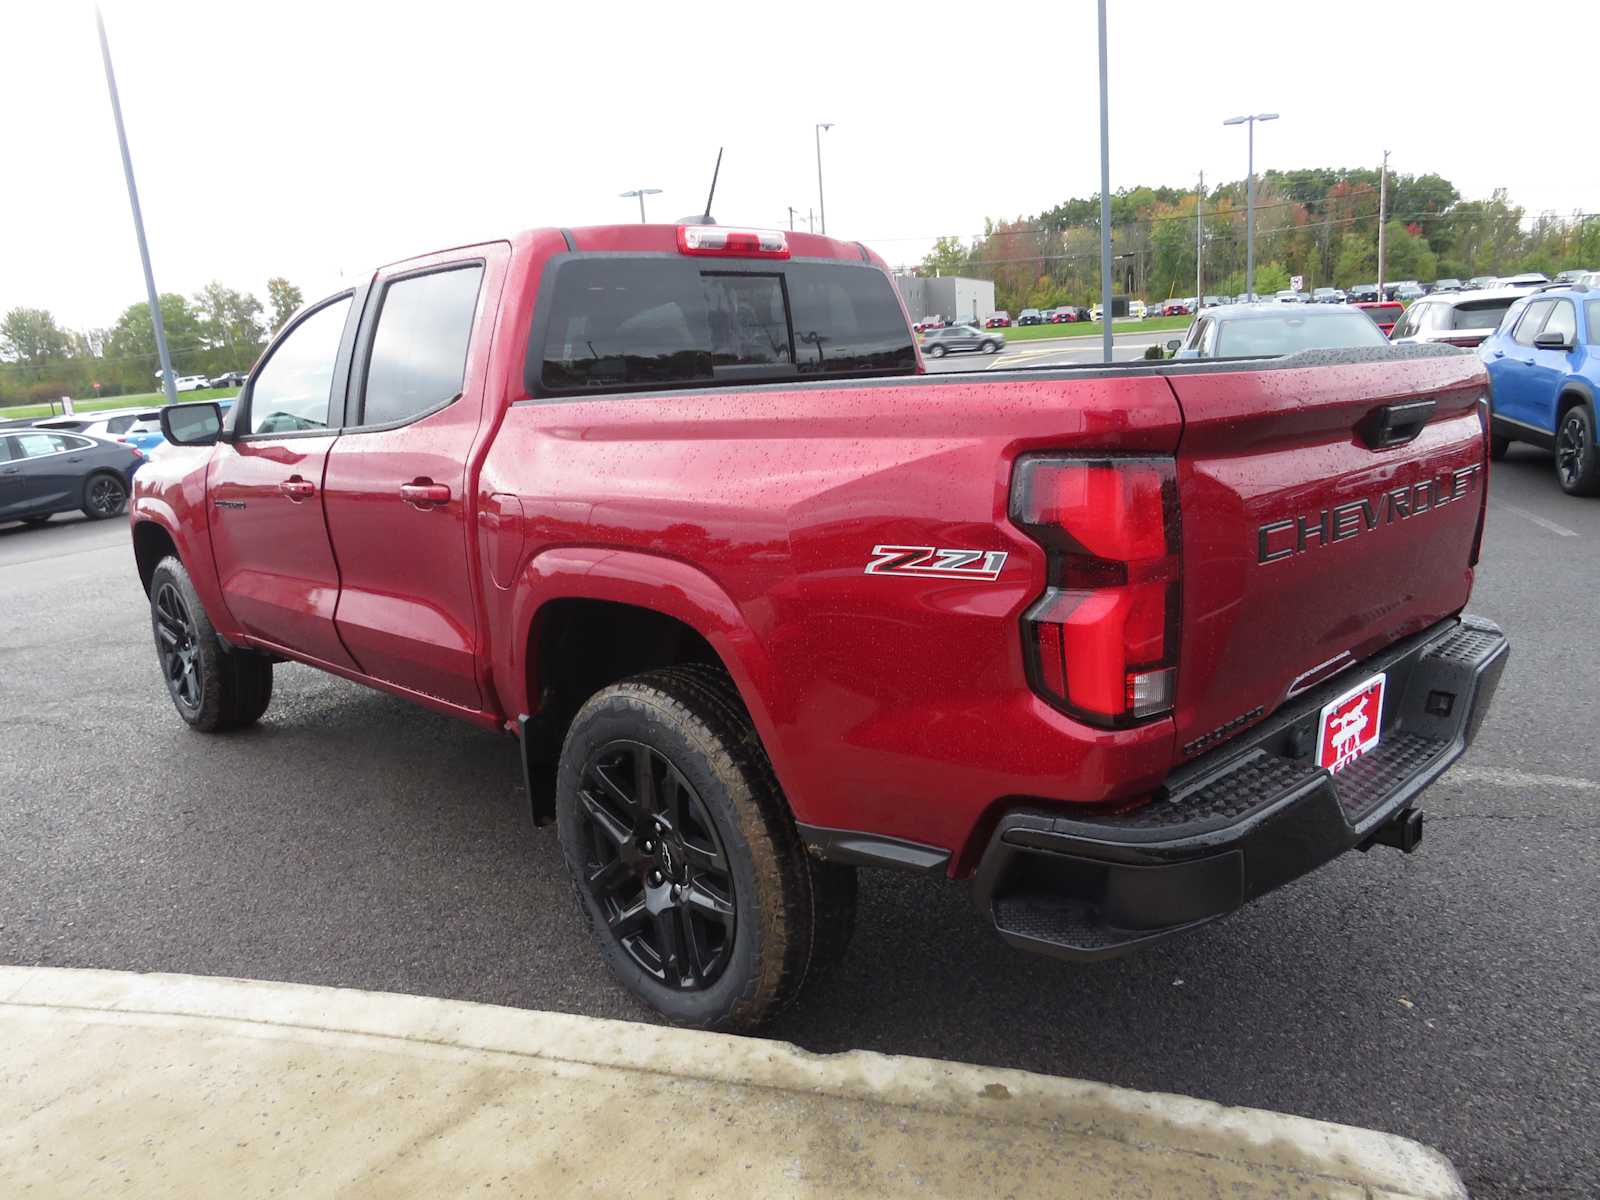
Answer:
[1386,287,1528,350]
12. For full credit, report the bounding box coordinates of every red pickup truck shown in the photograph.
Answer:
[132,223,1508,1031]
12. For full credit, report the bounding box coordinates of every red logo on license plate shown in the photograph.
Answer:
[1317,674,1385,773]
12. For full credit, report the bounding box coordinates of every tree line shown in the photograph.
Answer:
[916,168,1599,312]
[0,278,304,407]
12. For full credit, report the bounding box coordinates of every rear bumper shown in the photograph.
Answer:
[972,615,1508,962]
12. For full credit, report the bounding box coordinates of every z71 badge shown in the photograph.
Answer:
[864,545,1008,580]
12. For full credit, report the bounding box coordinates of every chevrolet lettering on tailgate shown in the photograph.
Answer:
[1257,463,1483,564]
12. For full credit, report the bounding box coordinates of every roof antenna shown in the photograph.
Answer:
[701,147,723,225]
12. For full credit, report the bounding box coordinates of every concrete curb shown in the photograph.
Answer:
[0,966,1466,1198]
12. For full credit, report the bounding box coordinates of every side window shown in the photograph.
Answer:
[104,415,136,434]
[0,438,16,463]
[360,266,483,427]
[1512,300,1555,347]
[1586,301,1600,346]
[1541,300,1576,346]
[246,296,352,435]
[14,433,72,458]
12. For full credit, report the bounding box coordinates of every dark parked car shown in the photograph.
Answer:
[1,431,143,526]
[209,370,250,388]
[1347,284,1380,303]
[920,324,1004,356]
[1016,308,1045,326]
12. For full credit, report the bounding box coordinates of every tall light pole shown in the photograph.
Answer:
[1195,169,1205,306]
[620,188,662,223]
[96,5,176,407]
[1096,0,1113,364]
[1223,112,1278,299]
[815,123,833,234]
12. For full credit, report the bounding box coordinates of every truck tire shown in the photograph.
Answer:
[1555,403,1600,496]
[556,664,850,1030]
[148,555,273,732]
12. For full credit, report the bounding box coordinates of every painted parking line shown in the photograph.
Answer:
[1490,501,1579,538]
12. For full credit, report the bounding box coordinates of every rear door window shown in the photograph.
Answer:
[1540,300,1576,346]
[534,258,915,395]
[1586,301,1600,345]
[1512,300,1556,346]
[359,265,484,427]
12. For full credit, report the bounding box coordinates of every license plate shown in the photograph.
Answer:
[1316,673,1386,773]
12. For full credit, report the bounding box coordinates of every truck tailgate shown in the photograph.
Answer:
[1167,348,1488,758]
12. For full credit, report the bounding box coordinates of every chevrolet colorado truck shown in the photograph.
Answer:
[132,223,1508,1030]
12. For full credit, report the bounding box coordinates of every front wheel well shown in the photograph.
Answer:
[132,521,179,595]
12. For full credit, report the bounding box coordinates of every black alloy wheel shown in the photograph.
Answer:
[153,580,203,714]
[575,738,737,990]
[84,473,126,518]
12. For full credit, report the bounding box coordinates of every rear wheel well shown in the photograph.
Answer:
[1557,389,1593,427]
[132,521,178,595]
[521,599,724,819]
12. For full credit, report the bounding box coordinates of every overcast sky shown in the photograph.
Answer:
[3,0,1589,331]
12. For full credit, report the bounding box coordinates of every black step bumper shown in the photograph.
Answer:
[972,615,1508,962]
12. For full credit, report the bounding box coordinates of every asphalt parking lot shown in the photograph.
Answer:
[921,324,1172,372]
[1,443,1596,1199]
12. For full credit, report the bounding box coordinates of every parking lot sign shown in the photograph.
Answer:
[1291,275,1304,291]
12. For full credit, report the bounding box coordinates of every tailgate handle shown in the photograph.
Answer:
[1359,399,1435,449]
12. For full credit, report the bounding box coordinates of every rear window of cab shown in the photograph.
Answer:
[530,257,916,395]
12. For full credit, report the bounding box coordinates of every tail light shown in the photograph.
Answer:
[1010,456,1181,727]
[677,226,789,258]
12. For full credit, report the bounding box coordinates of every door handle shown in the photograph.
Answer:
[400,480,451,509]
[1491,349,1504,358]
[279,476,316,502]
[1518,357,1534,366]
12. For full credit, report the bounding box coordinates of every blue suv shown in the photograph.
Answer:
[1481,284,1600,495]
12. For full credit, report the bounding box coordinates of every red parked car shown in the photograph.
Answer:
[1162,298,1192,317]
[985,311,1010,328]
[132,221,1507,1032]
[1355,300,1406,336]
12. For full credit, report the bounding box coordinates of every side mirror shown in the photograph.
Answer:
[1165,338,1182,353]
[1533,329,1573,351]
[160,401,224,446]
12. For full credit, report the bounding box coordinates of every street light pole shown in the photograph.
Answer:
[95,5,176,407]
[619,188,662,223]
[1096,0,1113,364]
[1223,112,1278,299]
[815,123,833,234]
[1376,150,1390,300]
[1195,169,1204,307]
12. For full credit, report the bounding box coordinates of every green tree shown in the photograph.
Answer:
[1334,233,1375,286]
[193,282,265,359]
[105,294,206,378]
[0,307,70,365]
[266,277,305,333]
[1253,262,1291,294]
[1378,222,1438,283]
[919,237,971,277]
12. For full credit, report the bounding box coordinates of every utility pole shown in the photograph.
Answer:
[96,5,176,407]
[620,188,662,223]
[1195,169,1205,306]
[1095,0,1113,363]
[808,208,815,234]
[814,123,833,235]
[787,205,800,231]
[1376,150,1389,299]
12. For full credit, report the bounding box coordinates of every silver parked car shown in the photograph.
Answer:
[1166,302,1391,359]
[920,324,1005,357]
